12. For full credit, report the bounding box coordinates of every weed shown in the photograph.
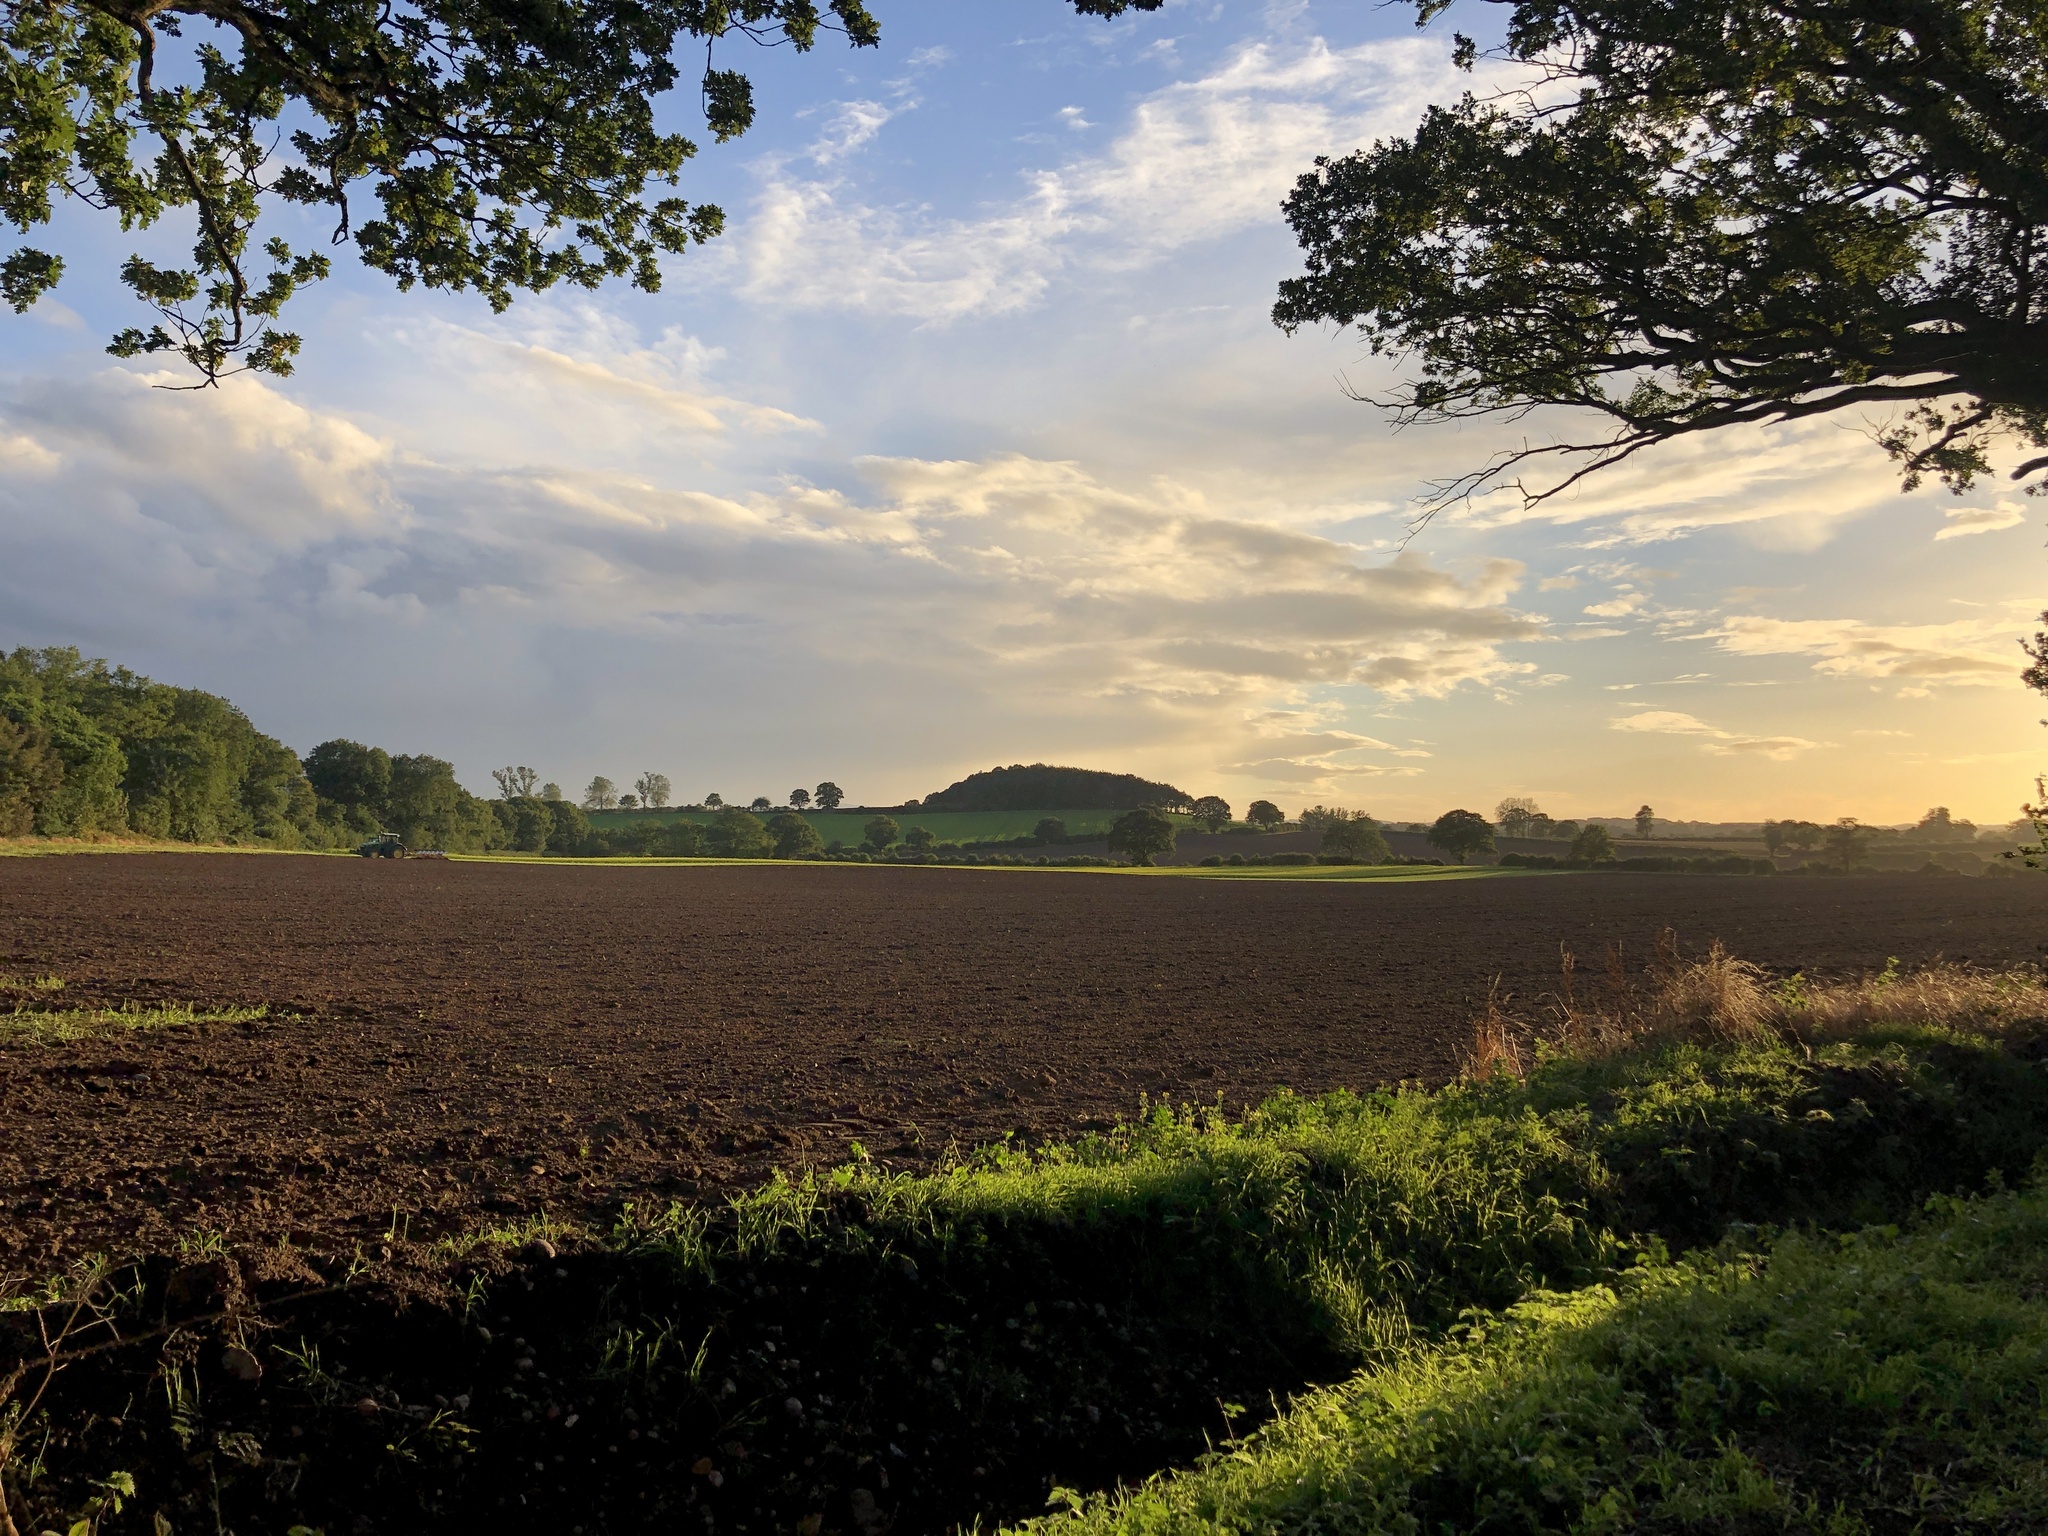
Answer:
[175,1229,230,1261]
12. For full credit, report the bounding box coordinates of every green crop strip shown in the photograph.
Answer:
[0,1001,269,1047]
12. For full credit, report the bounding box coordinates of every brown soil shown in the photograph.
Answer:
[4,854,2046,1273]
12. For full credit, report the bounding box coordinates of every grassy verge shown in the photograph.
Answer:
[1021,1180,2048,1533]
[4,954,2046,1534]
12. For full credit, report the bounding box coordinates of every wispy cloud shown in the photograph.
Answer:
[731,34,1483,321]
[1935,499,2029,540]
[1610,710,1824,760]
[1706,614,2020,695]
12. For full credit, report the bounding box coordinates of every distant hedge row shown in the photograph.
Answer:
[1500,852,1776,875]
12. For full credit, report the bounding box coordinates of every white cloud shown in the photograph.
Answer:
[1610,710,1823,760]
[1707,614,2019,695]
[806,99,909,165]
[1582,589,1646,618]
[732,34,1484,320]
[0,372,1543,786]
[1463,415,1906,549]
[1935,499,2029,540]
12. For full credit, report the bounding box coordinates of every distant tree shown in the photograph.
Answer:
[767,812,824,859]
[504,797,554,853]
[1323,816,1391,862]
[1552,819,1580,842]
[750,795,773,812]
[704,792,724,809]
[492,765,540,800]
[582,776,618,811]
[1245,800,1285,831]
[1494,796,1541,839]
[0,713,62,836]
[903,825,937,850]
[1762,819,1788,855]
[863,815,900,851]
[1106,807,1177,867]
[1568,824,1615,864]
[814,781,845,810]
[1428,809,1495,864]
[707,806,770,858]
[1635,805,1656,839]
[541,800,590,855]
[1780,820,1825,852]
[1912,806,1976,841]
[635,772,671,809]
[660,820,708,858]
[1190,795,1232,833]
[1033,816,1066,844]
[789,788,812,810]
[306,740,392,814]
[1298,805,1347,840]
[619,794,638,810]
[1826,818,1872,868]
[541,782,562,802]
[385,753,473,847]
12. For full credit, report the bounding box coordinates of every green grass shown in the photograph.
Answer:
[0,974,64,994]
[0,1001,270,1046]
[584,807,1211,841]
[1016,1180,2048,1533]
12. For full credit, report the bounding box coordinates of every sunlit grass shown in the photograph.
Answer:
[1013,1180,2048,1534]
[0,974,65,994]
[0,1001,270,1047]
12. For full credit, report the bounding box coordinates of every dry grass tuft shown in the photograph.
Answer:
[1787,962,2048,1041]
[1461,930,2048,1078]
[1462,978,1525,1080]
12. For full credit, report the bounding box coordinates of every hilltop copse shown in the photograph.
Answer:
[920,764,1192,812]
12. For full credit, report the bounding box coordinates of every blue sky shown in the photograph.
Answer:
[2,0,2043,824]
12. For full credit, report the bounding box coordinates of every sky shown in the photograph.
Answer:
[1,0,2044,825]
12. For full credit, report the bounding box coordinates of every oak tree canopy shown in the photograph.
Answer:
[1275,0,2048,504]
[1,0,1158,384]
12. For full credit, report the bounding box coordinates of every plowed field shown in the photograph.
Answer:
[4,854,2045,1271]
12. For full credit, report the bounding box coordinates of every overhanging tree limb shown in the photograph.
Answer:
[1276,0,2048,509]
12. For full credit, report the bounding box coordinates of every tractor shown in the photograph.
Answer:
[356,833,407,858]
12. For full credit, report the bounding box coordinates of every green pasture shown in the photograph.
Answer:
[584,806,1205,842]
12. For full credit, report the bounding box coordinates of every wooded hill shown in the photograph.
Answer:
[920,764,1192,813]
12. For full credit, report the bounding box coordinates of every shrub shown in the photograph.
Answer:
[864,815,900,851]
